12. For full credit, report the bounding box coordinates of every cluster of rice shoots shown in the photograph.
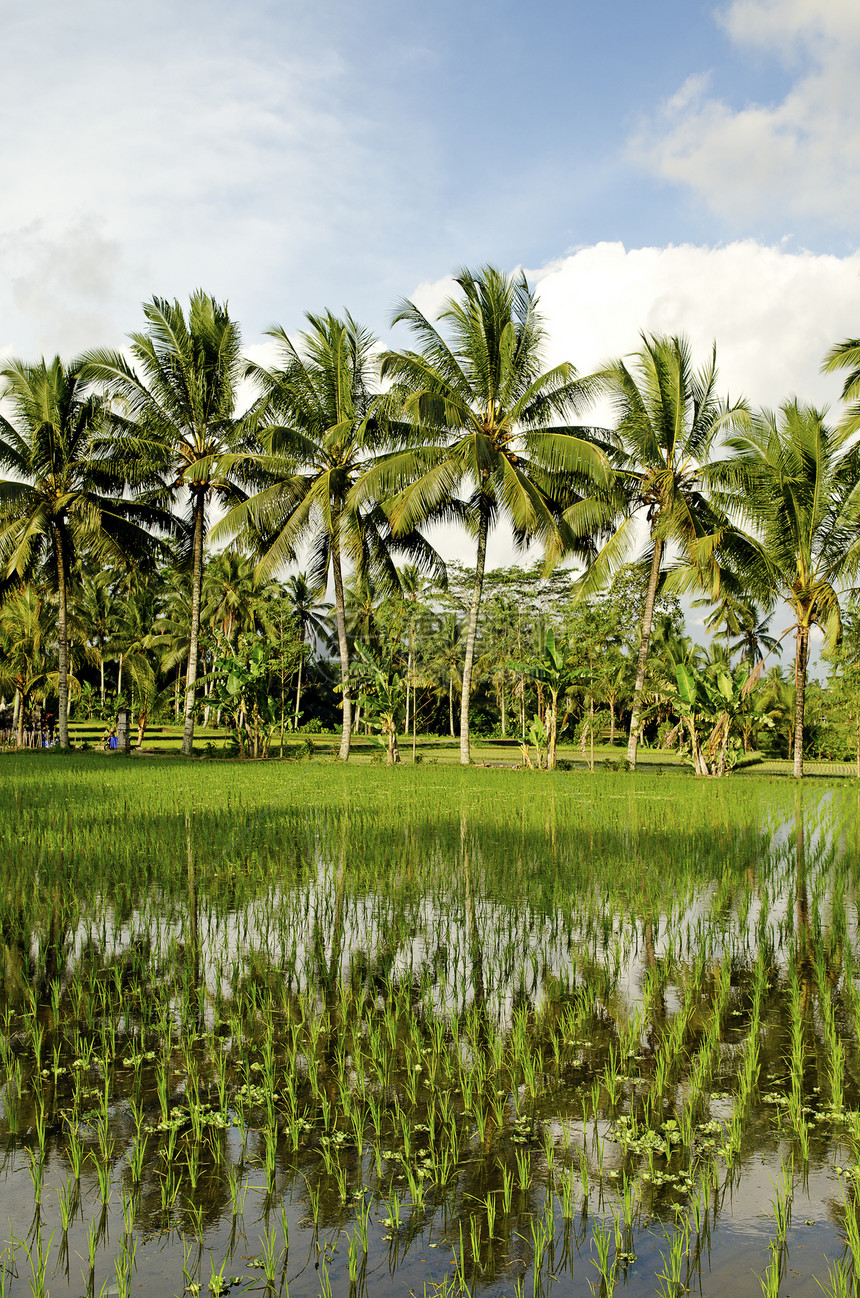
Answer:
[0,755,859,1295]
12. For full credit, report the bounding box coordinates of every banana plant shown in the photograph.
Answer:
[351,640,406,765]
[510,627,573,770]
[206,637,280,758]
[672,660,768,776]
[520,713,549,769]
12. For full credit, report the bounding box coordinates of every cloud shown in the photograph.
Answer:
[0,0,414,356]
[0,219,132,358]
[634,0,860,229]
[414,240,860,413]
[411,240,860,566]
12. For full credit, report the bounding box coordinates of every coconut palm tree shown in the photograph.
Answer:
[573,334,749,770]
[369,266,609,764]
[149,570,193,720]
[0,584,53,746]
[694,589,780,665]
[84,291,254,756]
[203,551,279,649]
[0,356,162,747]
[715,400,860,778]
[823,336,860,433]
[284,572,331,724]
[210,310,442,761]
[75,566,125,709]
[429,612,464,738]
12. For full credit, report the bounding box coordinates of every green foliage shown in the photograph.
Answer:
[207,636,282,758]
[351,640,406,764]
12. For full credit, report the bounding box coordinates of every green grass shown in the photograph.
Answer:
[62,718,859,777]
[0,754,857,1297]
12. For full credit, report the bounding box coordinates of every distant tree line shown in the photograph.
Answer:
[2,268,860,777]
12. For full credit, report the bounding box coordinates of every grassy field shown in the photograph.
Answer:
[61,717,859,778]
[0,755,858,1297]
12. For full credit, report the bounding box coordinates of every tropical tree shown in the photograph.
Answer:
[428,612,464,737]
[823,336,860,432]
[510,626,579,771]
[150,570,192,720]
[210,310,442,761]
[372,266,609,764]
[573,334,749,770]
[0,584,53,745]
[695,589,780,665]
[717,400,860,777]
[0,356,161,747]
[203,551,278,649]
[84,291,253,756]
[284,572,331,725]
[351,639,406,765]
[75,567,125,708]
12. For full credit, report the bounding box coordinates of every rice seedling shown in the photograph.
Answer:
[0,758,858,1296]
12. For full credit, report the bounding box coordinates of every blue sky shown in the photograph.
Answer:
[2,0,857,358]
[2,0,860,639]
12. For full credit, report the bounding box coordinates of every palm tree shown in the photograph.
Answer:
[574,334,748,770]
[823,336,860,433]
[210,310,441,761]
[150,570,192,720]
[284,572,331,725]
[75,567,124,708]
[372,266,609,764]
[429,612,464,737]
[716,400,860,778]
[344,572,379,650]
[695,589,780,665]
[203,551,278,648]
[0,584,52,746]
[84,291,253,756]
[0,356,160,747]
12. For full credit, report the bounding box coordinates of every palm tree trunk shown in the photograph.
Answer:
[626,538,664,770]
[547,689,558,770]
[182,494,205,757]
[590,691,595,772]
[117,653,123,699]
[99,651,105,709]
[460,503,489,765]
[406,647,413,731]
[331,537,352,762]
[449,676,454,737]
[793,624,809,780]
[294,652,303,723]
[55,526,70,749]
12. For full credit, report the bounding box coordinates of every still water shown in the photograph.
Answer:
[0,758,857,1297]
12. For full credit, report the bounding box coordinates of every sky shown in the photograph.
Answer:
[2,0,859,594]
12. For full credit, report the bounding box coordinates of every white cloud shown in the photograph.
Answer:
[635,0,860,228]
[414,240,860,415]
[0,1,405,357]
[411,240,860,567]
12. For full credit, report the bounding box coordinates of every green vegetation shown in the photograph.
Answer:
[0,758,857,1296]
[2,267,860,776]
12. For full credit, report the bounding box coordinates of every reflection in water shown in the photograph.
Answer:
[0,769,858,1297]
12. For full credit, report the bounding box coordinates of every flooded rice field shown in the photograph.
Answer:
[1,756,859,1297]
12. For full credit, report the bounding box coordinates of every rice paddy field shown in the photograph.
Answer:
[1,755,860,1297]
